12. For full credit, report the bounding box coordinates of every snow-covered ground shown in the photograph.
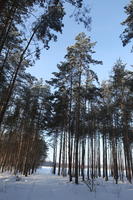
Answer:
[0,167,133,200]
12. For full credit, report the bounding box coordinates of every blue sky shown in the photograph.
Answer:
[27,0,132,84]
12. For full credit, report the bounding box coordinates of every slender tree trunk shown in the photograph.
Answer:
[58,133,63,176]
[81,139,85,181]
[52,133,57,175]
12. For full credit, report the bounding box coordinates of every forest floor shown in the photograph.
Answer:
[0,167,133,200]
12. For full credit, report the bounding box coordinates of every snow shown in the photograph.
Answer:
[0,167,133,200]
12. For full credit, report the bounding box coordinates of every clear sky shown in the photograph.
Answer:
[27,0,132,84]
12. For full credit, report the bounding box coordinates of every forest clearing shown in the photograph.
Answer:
[0,167,133,200]
[0,0,133,199]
